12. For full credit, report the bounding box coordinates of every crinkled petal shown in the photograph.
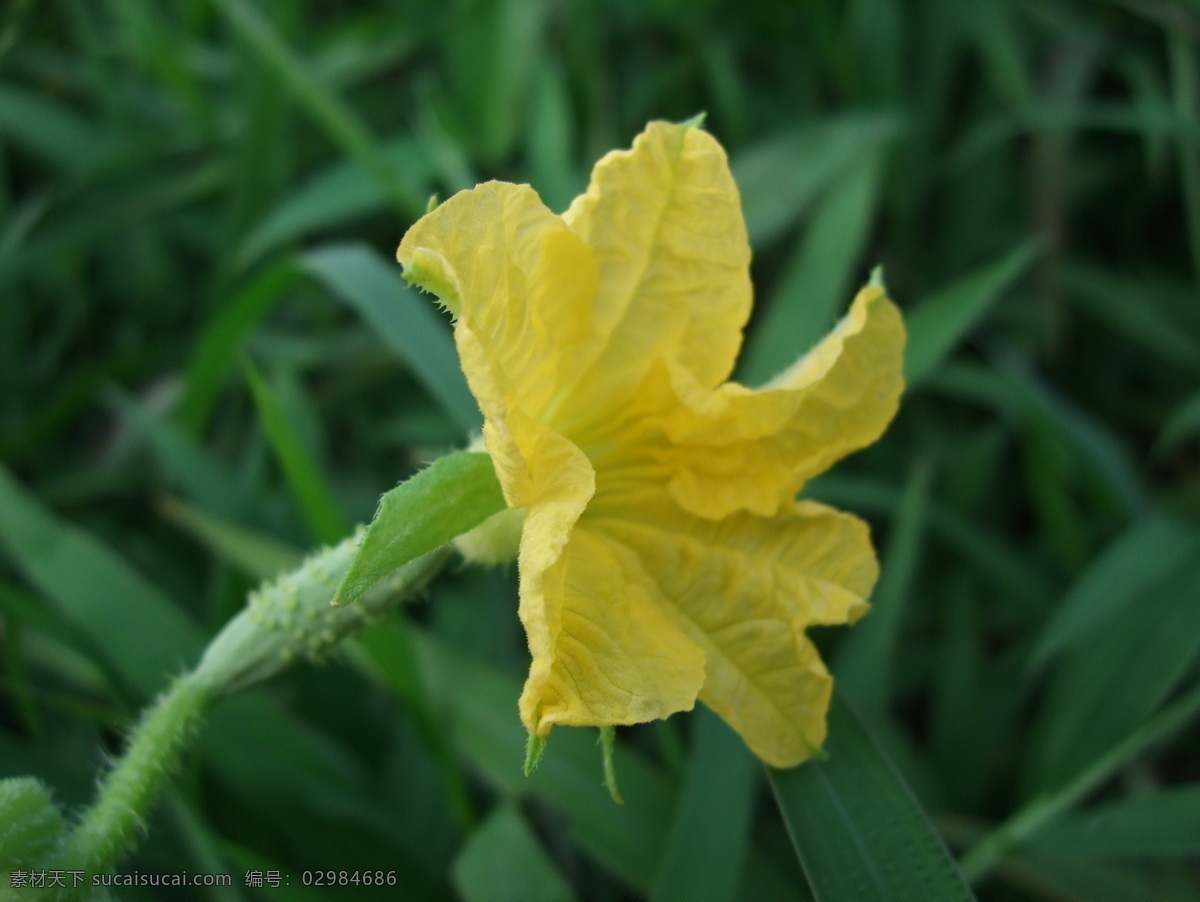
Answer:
[630,285,904,519]
[557,121,752,421]
[587,494,878,767]
[519,523,706,737]
[397,182,600,505]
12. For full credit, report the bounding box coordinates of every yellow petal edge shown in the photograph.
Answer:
[397,119,906,768]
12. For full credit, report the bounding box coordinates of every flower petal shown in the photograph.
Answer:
[559,121,752,413]
[396,181,600,506]
[518,522,707,737]
[641,285,905,519]
[588,495,878,767]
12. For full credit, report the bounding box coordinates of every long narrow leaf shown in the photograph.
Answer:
[769,693,976,902]
[1028,512,1200,671]
[303,243,480,433]
[650,707,758,902]
[211,0,418,213]
[453,804,577,902]
[905,240,1039,386]
[244,361,350,546]
[0,465,203,697]
[739,148,884,386]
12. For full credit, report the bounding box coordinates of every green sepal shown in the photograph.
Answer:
[524,731,547,777]
[599,726,624,805]
[334,450,505,608]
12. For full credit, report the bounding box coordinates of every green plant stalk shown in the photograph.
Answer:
[47,532,452,883]
[51,675,211,875]
[960,677,1200,882]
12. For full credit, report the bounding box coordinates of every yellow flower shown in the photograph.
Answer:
[397,120,905,767]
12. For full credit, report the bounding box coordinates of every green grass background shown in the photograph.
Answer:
[2,0,1200,899]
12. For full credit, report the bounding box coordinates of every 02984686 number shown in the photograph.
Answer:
[301,871,397,887]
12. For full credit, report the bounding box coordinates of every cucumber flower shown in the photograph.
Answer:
[397,120,905,767]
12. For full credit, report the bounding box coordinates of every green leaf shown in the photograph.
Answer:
[0,465,203,697]
[211,0,418,213]
[0,85,115,175]
[0,776,67,866]
[302,243,480,433]
[177,261,301,432]
[768,693,976,902]
[453,804,577,902]
[244,360,350,546]
[962,679,1200,882]
[1028,512,1200,671]
[834,458,933,720]
[649,707,757,902]
[157,495,303,582]
[905,240,1040,386]
[1065,264,1200,375]
[107,390,245,521]
[238,139,433,266]
[443,0,553,164]
[1028,553,1200,792]
[333,451,504,608]
[733,113,899,248]
[401,630,804,902]
[1037,785,1200,859]
[739,147,884,385]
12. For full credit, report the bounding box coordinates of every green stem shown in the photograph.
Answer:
[38,450,501,883]
[960,677,1200,882]
[53,675,211,874]
[48,537,452,883]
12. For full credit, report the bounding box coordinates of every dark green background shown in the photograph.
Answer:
[2,1,1199,899]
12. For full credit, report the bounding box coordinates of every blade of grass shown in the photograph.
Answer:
[996,350,1148,516]
[834,458,933,721]
[107,389,245,520]
[443,0,552,164]
[350,621,474,834]
[1028,554,1200,792]
[210,0,419,214]
[649,706,758,902]
[905,239,1040,386]
[157,495,303,582]
[1035,784,1200,859]
[244,359,350,545]
[400,630,805,901]
[739,147,884,386]
[1064,263,1200,375]
[962,677,1200,883]
[768,692,976,902]
[0,84,115,175]
[302,243,479,433]
[733,113,899,249]
[452,803,577,902]
[238,138,434,267]
[1028,512,1200,671]
[526,62,580,214]
[0,465,203,697]
[177,260,301,432]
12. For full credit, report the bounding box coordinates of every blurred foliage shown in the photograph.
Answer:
[2,0,1200,899]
